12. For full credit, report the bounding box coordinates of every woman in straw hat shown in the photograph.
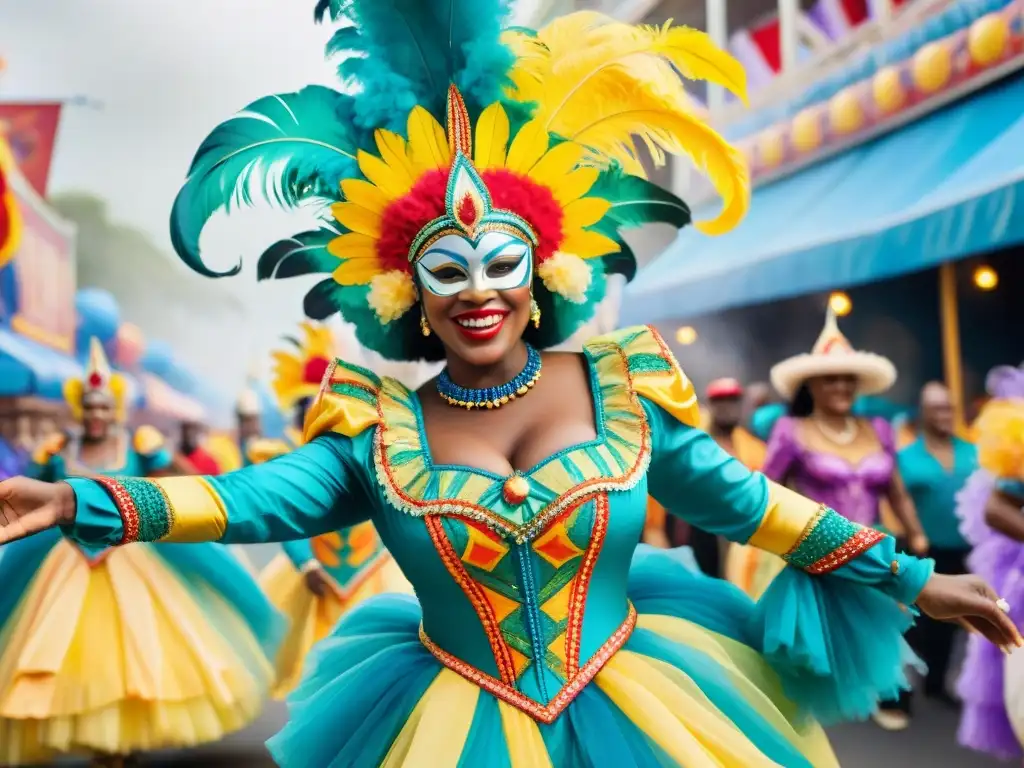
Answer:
[0,5,1019,765]
[765,308,929,731]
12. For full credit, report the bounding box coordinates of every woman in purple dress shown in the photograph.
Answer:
[956,363,1024,760]
[765,309,929,732]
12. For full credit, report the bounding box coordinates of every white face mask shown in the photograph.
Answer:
[415,231,533,298]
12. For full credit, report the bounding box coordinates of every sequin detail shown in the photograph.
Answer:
[784,506,885,574]
[117,478,173,542]
[425,515,519,684]
[93,476,139,545]
[566,494,608,678]
[419,603,637,724]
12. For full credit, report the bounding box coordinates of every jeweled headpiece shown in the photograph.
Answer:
[170,1,750,362]
[64,337,129,422]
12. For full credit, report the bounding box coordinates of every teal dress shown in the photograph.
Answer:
[61,329,933,767]
[898,437,977,551]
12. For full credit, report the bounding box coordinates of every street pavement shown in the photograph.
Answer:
[136,696,997,767]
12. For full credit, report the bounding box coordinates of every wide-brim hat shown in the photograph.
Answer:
[770,308,896,401]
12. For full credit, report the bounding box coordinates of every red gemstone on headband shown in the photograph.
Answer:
[456,194,477,227]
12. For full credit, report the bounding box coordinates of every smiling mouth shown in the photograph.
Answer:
[452,310,508,340]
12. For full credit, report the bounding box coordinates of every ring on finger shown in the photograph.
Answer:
[997,598,1011,614]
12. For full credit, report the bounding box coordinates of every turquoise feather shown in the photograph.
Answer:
[588,169,692,231]
[170,86,362,278]
[257,228,340,282]
[315,0,516,130]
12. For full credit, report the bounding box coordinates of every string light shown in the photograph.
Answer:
[675,326,698,345]
[829,291,852,316]
[973,265,998,290]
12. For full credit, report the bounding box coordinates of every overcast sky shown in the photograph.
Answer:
[0,0,537,389]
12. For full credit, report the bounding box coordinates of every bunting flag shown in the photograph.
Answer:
[0,103,63,196]
[0,137,22,270]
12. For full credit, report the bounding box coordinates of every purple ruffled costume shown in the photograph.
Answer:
[956,364,1024,760]
[763,416,896,527]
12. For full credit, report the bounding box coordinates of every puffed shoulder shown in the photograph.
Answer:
[133,424,166,456]
[584,325,701,429]
[303,358,383,442]
[32,433,67,465]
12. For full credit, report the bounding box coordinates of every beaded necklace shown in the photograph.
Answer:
[437,344,542,410]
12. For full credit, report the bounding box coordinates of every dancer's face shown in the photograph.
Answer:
[418,232,533,368]
[81,393,115,441]
[809,374,857,416]
[920,382,954,437]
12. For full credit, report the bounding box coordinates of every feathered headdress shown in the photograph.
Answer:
[64,338,129,422]
[974,364,1024,481]
[170,1,749,361]
[271,321,338,410]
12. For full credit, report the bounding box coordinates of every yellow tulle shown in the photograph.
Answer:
[725,544,786,600]
[0,542,272,764]
[260,552,412,698]
[974,397,1024,480]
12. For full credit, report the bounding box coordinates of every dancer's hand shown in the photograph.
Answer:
[908,531,929,556]
[0,477,75,545]
[917,572,1023,652]
[304,565,331,598]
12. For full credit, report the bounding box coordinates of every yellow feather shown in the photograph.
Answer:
[527,141,586,187]
[474,103,510,170]
[569,85,749,235]
[331,202,382,237]
[406,107,451,172]
[505,119,550,173]
[548,167,600,205]
[341,178,390,215]
[333,258,382,286]
[327,232,377,260]
[559,228,621,259]
[358,150,414,198]
[374,129,417,180]
[563,197,613,230]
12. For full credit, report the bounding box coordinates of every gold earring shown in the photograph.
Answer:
[530,298,541,329]
[420,308,431,337]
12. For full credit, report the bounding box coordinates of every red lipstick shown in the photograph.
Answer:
[451,308,508,342]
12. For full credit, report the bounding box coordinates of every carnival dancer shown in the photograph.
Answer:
[0,339,283,767]
[956,363,1024,760]
[0,6,1019,766]
[259,321,410,697]
[766,308,931,731]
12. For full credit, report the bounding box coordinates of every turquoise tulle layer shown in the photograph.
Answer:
[269,545,918,767]
[0,533,284,657]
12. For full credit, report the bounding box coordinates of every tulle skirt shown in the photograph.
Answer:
[0,533,281,765]
[268,546,846,767]
[955,469,1024,759]
[260,552,412,698]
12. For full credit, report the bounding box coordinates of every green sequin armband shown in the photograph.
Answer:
[783,506,886,575]
[94,476,175,545]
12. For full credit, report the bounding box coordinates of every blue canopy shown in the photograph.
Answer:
[621,73,1024,325]
[0,329,83,400]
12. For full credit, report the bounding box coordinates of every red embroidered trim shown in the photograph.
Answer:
[419,603,637,724]
[565,494,609,679]
[424,515,518,685]
[93,476,140,545]
[805,528,886,574]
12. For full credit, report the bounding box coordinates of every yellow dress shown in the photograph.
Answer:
[0,431,281,764]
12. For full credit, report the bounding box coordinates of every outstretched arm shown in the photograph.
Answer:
[66,434,372,547]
